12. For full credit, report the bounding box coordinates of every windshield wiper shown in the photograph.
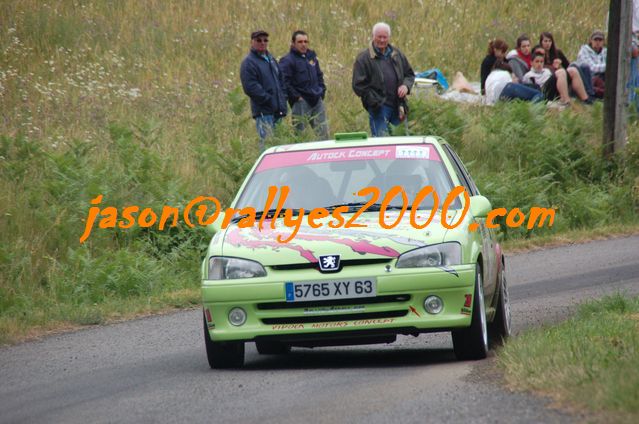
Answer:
[324,202,405,212]
[325,202,379,212]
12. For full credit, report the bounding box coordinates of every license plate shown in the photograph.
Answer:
[285,278,377,302]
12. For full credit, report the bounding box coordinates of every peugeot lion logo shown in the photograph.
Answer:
[319,254,340,272]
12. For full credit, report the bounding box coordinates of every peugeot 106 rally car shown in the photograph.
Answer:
[202,132,511,368]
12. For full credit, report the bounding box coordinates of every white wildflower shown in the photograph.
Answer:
[127,87,141,98]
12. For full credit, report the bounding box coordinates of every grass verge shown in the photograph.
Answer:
[502,223,639,253]
[498,294,639,423]
[0,287,200,346]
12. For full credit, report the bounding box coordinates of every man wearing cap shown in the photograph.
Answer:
[279,30,329,139]
[576,30,607,79]
[352,22,415,137]
[240,30,288,151]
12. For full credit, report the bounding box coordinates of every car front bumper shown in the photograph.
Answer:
[202,264,476,342]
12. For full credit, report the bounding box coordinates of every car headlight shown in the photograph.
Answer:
[208,257,267,280]
[395,242,462,268]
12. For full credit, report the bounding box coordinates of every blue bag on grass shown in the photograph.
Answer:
[415,68,449,91]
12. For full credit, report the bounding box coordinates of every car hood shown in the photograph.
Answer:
[218,210,456,266]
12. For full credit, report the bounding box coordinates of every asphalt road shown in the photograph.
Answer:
[1,236,638,424]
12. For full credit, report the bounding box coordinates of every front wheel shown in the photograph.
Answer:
[203,314,244,369]
[452,264,488,360]
[489,263,512,346]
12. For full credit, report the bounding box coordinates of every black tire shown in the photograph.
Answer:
[452,264,488,360]
[255,341,291,355]
[203,314,244,369]
[488,262,512,346]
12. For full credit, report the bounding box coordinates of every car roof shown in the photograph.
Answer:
[265,135,448,154]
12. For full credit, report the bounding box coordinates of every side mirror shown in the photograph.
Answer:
[469,195,492,218]
[205,215,224,236]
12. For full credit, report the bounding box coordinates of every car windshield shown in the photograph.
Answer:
[235,144,460,211]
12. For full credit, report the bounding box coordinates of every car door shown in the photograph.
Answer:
[442,145,497,304]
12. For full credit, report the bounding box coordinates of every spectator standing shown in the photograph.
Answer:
[279,30,329,139]
[506,35,532,81]
[352,22,415,137]
[480,38,509,95]
[240,30,288,152]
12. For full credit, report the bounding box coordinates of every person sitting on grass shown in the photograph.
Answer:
[529,45,591,105]
[576,30,607,97]
[523,51,571,106]
[480,38,509,95]
[506,34,532,82]
[485,59,543,105]
[539,31,595,101]
[577,30,607,79]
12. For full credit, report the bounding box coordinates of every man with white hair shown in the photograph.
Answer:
[352,22,415,137]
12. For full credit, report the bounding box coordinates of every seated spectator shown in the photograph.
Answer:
[539,32,570,69]
[506,34,532,82]
[539,32,595,100]
[523,52,571,105]
[485,59,543,104]
[577,30,607,78]
[480,38,508,95]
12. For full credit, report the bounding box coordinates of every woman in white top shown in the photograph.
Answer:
[484,60,543,105]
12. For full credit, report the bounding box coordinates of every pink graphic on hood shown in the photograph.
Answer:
[225,226,318,262]
[224,224,400,263]
[292,232,399,257]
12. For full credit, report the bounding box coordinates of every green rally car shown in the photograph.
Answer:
[202,133,511,368]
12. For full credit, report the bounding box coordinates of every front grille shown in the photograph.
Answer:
[261,310,408,324]
[257,294,411,310]
[270,258,392,272]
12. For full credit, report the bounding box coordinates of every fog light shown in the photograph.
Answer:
[228,307,247,326]
[424,296,443,314]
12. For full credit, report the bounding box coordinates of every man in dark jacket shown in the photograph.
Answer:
[279,30,329,139]
[240,30,288,151]
[352,22,415,137]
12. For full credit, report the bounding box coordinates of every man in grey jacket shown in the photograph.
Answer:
[576,30,607,78]
[352,22,415,137]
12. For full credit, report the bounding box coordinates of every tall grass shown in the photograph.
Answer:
[1,1,636,342]
[0,0,609,154]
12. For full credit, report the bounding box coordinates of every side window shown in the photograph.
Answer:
[442,145,479,196]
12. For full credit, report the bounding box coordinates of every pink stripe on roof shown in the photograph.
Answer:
[256,144,441,173]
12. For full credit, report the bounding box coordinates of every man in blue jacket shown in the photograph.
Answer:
[279,30,329,139]
[240,30,288,151]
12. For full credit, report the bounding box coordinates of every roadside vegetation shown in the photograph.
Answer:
[499,294,639,422]
[1,1,638,343]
